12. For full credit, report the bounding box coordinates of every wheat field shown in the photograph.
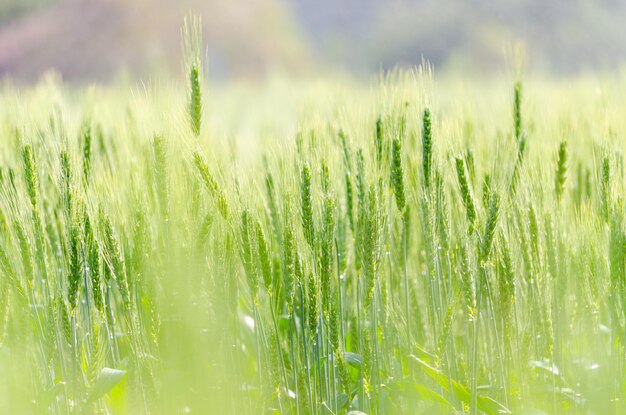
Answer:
[2,22,626,414]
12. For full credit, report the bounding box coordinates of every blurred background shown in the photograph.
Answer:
[1,0,626,83]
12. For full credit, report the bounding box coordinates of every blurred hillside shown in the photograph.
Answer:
[0,0,309,82]
[291,0,626,74]
[2,0,626,82]
[0,0,55,25]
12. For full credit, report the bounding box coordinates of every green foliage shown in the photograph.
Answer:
[390,137,406,212]
[422,108,433,191]
[188,64,202,136]
[240,208,258,297]
[375,116,383,167]
[22,145,38,209]
[82,123,93,183]
[601,156,611,222]
[479,192,500,263]
[3,49,626,415]
[66,222,81,310]
[514,81,523,142]
[455,155,477,231]
[299,163,315,248]
[555,140,568,201]
[183,16,204,137]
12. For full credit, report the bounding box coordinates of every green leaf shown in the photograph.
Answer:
[412,343,437,362]
[386,381,455,410]
[410,355,511,415]
[278,314,291,333]
[336,392,350,410]
[528,359,560,376]
[86,368,126,404]
[344,352,363,368]
[35,382,65,412]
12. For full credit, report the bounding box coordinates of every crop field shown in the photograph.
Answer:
[3,24,626,415]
